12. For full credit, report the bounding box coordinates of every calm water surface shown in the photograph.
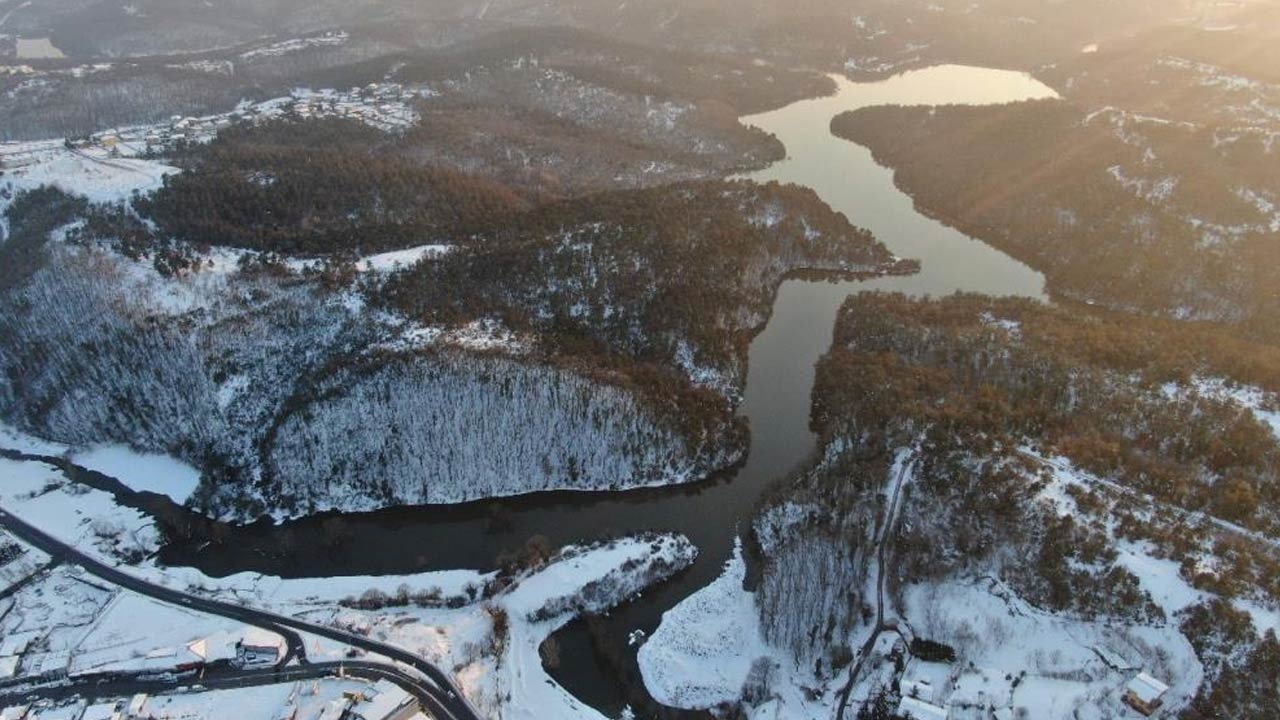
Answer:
[163,65,1055,716]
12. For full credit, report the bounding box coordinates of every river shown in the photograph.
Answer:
[160,65,1056,716]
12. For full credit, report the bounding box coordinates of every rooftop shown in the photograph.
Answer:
[1127,672,1170,703]
[897,696,949,720]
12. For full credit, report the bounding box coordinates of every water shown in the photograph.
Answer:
[160,65,1055,716]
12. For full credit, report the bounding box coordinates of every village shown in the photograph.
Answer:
[0,530,427,720]
[879,628,1173,720]
[0,80,426,178]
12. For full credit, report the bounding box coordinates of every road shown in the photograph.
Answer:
[0,660,457,718]
[0,506,482,720]
[833,453,914,720]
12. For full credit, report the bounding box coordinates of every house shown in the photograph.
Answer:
[0,706,29,720]
[82,702,123,720]
[1124,672,1170,716]
[125,695,148,718]
[0,630,37,658]
[348,679,417,720]
[896,696,948,720]
[237,629,285,667]
[315,700,349,720]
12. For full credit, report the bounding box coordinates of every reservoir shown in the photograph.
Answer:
[159,64,1057,716]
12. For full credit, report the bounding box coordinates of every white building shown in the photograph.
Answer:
[1124,672,1170,716]
[81,702,123,720]
[896,696,948,720]
[236,628,285,667]
[348,679,417,720]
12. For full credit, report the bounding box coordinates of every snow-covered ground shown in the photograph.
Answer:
[1032,449,1280,636]
[639,541,770,709]
[638,541,835,718]
[0,144,174,240]
[898,579,1202,719]
[0,453,697,719]
[17,677,429,720]
[1162,375,1280,442]
[70,445,202,503]
[357,244,453,272]
[1,423,202,504]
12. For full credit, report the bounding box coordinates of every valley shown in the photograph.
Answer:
[2,4,1280,720]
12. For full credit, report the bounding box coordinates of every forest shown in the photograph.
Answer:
[0,161,912,520]
[831,98,1280,343]
[137,118,527,255]
[379,179,909,404]
[754,292,1280,718]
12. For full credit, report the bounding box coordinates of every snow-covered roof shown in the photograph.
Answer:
[187,638,209,661]
[0,657,17,680]
[0,630,36,657]
[241,627,286,650]
[0,706,29,720]
[317,699,350,720]
[351,679,414,720]
[127,694,149,714]
[899,678,937,704]
[897,696,949,720]
[82,702,123,720]
[951,668,1013,707]
[1126,672,1169,703]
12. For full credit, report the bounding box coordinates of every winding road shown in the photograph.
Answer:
[0,505,482,720]
[834,452,915,720]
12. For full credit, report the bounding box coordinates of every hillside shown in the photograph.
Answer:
[829,26,1280,342]
[745,294,1280,718]
[0,158,904,519]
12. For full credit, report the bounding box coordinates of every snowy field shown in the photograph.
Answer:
[0,453,698,719]
[639,541,836,718]
[1,423,203,504]
[13,677,432,720]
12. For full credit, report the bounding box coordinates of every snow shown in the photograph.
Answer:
[898,696,948,720]
[1126,672,1168,703]
[1175,376,1280,442]
[0,423,202,503]
[899,579,1202,718]
[122,678,380,720]
[1035,452,1280,637]
[0,453,701,720]
[0,421,66,456]
[638,540,768,709]
[240,31,348,61]
[70,445,202,503]
[0,145,174,209]
[1114,540,1206,616]
[358,244,452,272]
[69,592,265,675]
[497,535,696,720]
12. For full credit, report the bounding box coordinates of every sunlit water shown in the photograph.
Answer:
[162,65,1056,716]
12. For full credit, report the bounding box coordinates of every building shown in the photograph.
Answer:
[895,696,948,720]
[125,695,148,719]
[348,679,417,720]
[1124,672,1170,716]
[0,706,29,720]
[237,628,285,667]
[82,702,123,720]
